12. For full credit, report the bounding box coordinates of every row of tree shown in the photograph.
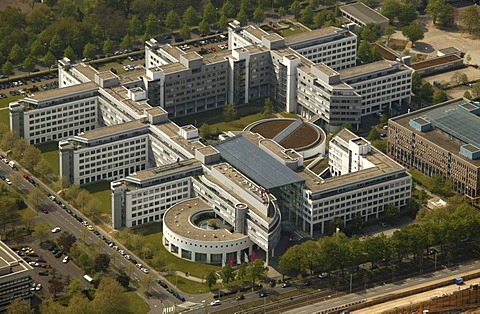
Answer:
[6,275,132,314]
[205,259,268,290]
[279,197,479,277]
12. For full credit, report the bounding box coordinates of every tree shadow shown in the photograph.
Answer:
[412,42,435,54]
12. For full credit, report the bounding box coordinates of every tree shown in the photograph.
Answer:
[44,51,56,67]
[120,34,134,51]
[166,10,181,31]
[398,3,418,26]
[198,19,210,34]
[103,38,115,56]
[427,0,448,25]
[472,81,480,99]
[2,61,14,76]
[85,198,102,223]
[6,298,32,314]
[402,22,424,47]
[117,273,130,288]
[436,3,454,28]
[218,14,229,30]
[372,139,387,153]
[220,264,235,288]
[263,98,273,115]
[68,293,90,313]
[27,188,42,212]
[236,262,247,282]
[461,6,480,35]
[253,7,266,23]
[278,7,286,18]
[418,82,434,103]
[180,24,191,41]
[300,5,314,26]
[205,271,217,290]
[66,277,83,296]
[34,159,55,181]
[94,253,111,272]
[381,0,399,21]
[236,8,248,26]
[145,13,159,37]
[290,0,302,19]
[368,127,381,141]
[384,204,400,224]
[92,277,128,314]
[359,23,381,43]
[221,0,235,18]
[199,123,212,140]
[246,259,268,288]
[463,90,472,100]
[223,103,238,122]
[279,245,303,276]
[57,232,76,253]
[183,6,198,26]
[83,43,96,61]
[203,1,217,25]
[22,55,36,73]
[0,197,19,236]
[48,276,65,297]
[49,34,63,57]
[411,71,422,95]
[9,44,25,65]
[433,90,448,104]
[129,15,143,38]
[63,46,76,62]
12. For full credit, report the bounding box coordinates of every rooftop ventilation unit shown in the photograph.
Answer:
[409,117,432,132]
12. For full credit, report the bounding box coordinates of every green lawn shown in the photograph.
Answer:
[172,102,266,127]
[84,181,112,218]
[125,291,150,314]
[309,158,329,175]
[408,169,435,191]
[212,113,274,132]
[278,25,308,37]
[0,109,9,129]
[0,95,22,108]
[279,111,300,119]
[131,223,221,279]
[164,274,214,294]
[38,142,60,177]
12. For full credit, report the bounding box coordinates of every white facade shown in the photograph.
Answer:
[9,83,99,145]
[302,129,411,235]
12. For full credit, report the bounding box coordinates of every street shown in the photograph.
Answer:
[0,155,179,311]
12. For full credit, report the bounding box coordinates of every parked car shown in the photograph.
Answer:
[51,227,61,233]
[281,282,291,288]
[235,294,245,300]
[210,300,221,306]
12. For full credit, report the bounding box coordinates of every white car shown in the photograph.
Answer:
[62,256,69,263]
[51,227,61,233]
[124,255,131,260]
[48,195,56,201]
[141,268,149,274]
[35,283,42,291]
[135,263,142,269]
[118,250,125,255]
[5,178,12,185]
[210,300,221,306]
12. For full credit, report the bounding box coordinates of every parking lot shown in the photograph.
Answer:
[0,72,59,107]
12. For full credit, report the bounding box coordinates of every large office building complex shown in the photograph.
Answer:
[0,241,34,312]
[388,98,480,201]
[7,20,413,264]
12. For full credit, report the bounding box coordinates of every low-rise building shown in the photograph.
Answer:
[340,2,390,29]
[0,241,34,312]
[388,98,480,201]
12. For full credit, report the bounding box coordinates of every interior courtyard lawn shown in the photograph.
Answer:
[38,141,60,177]
[164,275,214,294]
[83,181,112,218]
[132,223,221,279]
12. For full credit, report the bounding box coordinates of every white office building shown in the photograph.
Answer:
[59,120,151,185]
[300,129,411,234]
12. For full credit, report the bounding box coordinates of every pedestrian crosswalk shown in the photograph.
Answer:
[162,306,175,314]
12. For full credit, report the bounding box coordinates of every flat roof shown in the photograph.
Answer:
[284,27,341,45]
[314,63,338,77]
[409,54,460,70]
[153,122,205,155]
[213,134,304,190]
[0,241,33,275]
[77,120,148,140]
[301,129,405,191]
[340,2,389,25]
[244,25,270,41]
[126,159,202,181]
[339,60,398,79]
[159,45,184,61]
[163,198,248,241]
[74,63,98,81]
[196,146,219,156]
[392,99,480,166]
[25,82,98,102]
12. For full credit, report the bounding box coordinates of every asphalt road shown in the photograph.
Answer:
[285,261,480,314]
[0,157,180,311]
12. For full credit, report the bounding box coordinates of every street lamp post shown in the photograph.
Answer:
[434,252,437,271]
[349,273,353,293]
